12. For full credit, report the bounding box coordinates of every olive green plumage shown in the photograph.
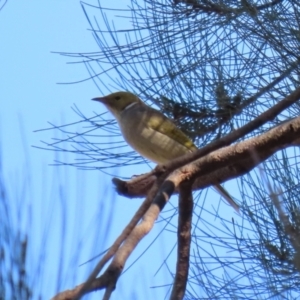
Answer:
[92,91,239,212]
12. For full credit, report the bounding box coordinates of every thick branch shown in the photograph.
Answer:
[189,117,300,181]
[170,182,193,300]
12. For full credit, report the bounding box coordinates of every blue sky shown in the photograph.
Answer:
[0,1,240,299]
[0,2,175,299]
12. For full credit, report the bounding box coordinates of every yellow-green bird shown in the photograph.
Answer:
[92,91,239,212]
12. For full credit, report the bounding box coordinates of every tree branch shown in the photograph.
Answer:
[170,182,193,300]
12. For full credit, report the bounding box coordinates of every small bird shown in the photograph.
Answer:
[92,91,239,212]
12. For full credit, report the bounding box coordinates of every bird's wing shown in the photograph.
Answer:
[145,106,197,151]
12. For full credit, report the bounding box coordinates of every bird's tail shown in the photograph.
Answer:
[213,184,240,213]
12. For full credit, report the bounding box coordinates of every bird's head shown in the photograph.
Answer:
[92,91,141,119]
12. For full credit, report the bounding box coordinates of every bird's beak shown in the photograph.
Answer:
[91,97,107,104]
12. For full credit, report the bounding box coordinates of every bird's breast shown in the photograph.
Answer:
[118,113,190,164]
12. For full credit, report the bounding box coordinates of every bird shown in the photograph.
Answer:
[92,91,239,212]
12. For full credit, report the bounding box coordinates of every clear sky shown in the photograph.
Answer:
[0,1,239,299]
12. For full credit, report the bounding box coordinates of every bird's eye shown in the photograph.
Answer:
[115,96,121,100]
